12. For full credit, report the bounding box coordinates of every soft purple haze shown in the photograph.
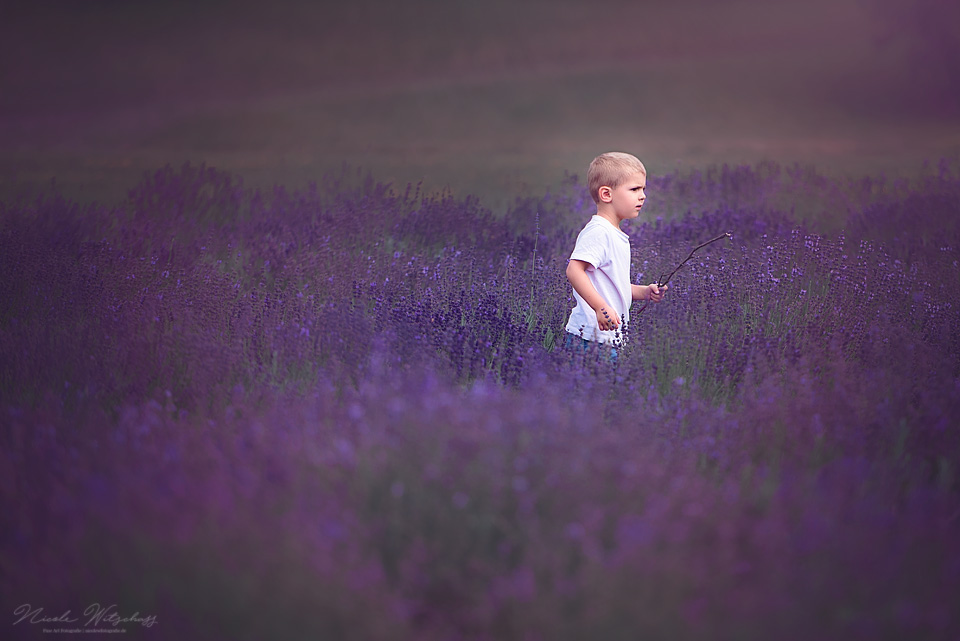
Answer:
[2,0,958,203]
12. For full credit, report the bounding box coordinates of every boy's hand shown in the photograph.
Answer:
[595,305,621,331]
[647,283,668,303]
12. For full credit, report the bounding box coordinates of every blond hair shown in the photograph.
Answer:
[587,152,646,204]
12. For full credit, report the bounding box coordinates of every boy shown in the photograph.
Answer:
[564,152,667,354]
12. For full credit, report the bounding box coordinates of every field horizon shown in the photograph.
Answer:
[3,0,959,207]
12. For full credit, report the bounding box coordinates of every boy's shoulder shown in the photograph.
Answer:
[577,216,627,241]
[579,215,607,233]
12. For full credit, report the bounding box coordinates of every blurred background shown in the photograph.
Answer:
[1,0,958,208]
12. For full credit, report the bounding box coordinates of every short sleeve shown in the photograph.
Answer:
[570,223,608,268]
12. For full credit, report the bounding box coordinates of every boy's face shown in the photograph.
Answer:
[599,171,646,222]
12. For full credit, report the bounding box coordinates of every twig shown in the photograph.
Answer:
[636,232,733,316]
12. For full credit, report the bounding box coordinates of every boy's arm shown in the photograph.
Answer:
[632,283,668,302]
[566,259,621,331]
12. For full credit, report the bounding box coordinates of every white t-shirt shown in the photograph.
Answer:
[564,215,633,344]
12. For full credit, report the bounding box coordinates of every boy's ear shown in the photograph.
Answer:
[598,186,613,203]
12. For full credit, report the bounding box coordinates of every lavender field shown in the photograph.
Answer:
[3,159,959,640]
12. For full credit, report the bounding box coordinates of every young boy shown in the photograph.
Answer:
[564,152,667,354]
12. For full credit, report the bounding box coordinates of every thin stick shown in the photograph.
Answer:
[636,231,733,316]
